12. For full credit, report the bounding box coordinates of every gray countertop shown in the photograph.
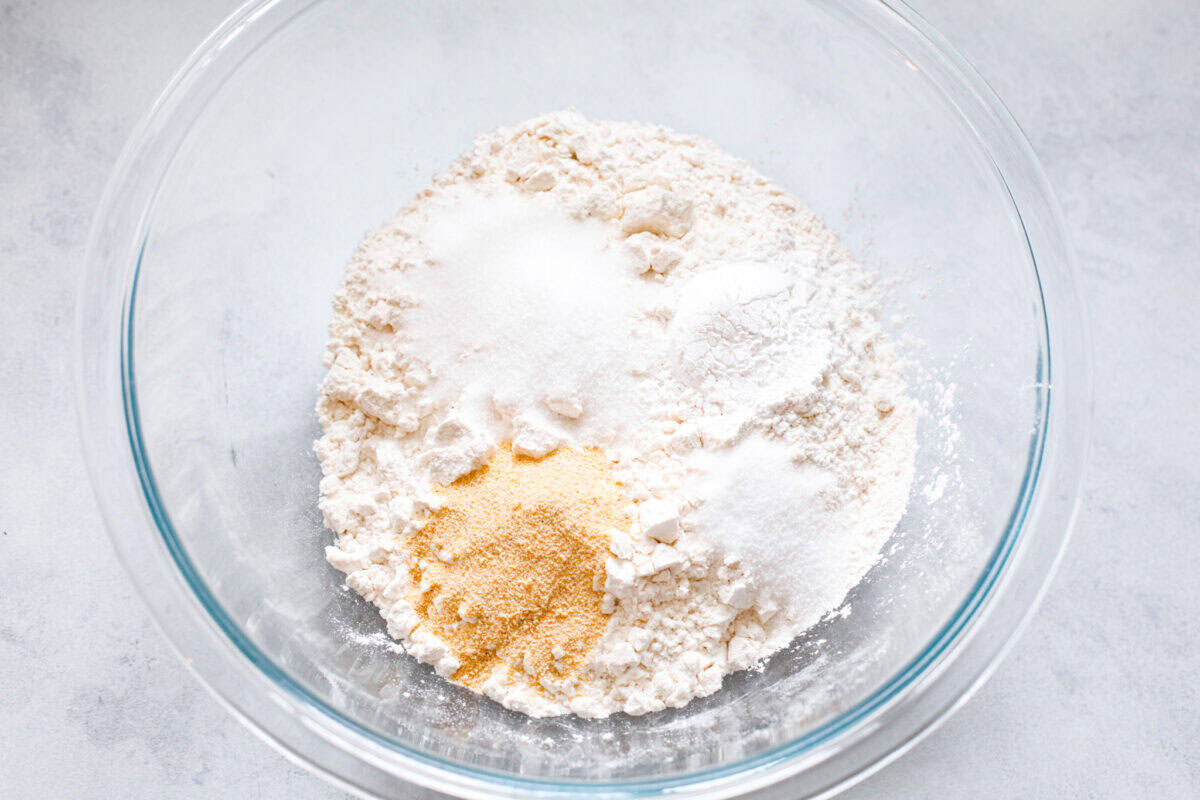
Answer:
[2,0,1197,797]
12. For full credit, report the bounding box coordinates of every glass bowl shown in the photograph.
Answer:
[76,1,1090,797]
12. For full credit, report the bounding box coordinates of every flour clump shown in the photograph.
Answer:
[315,111,917,718]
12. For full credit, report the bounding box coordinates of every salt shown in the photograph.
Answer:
[689,434,875,630]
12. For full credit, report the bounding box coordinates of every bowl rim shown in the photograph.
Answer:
[76,1,1092,797]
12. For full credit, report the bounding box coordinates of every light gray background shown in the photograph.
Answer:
[2,0,1197,797]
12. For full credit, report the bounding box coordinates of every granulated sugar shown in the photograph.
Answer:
[315,110,917,717]
[402,186,655,454]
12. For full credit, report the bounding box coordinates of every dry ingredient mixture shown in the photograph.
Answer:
[316,111,917,718]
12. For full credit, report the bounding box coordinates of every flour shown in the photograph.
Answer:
[316,111,917,718]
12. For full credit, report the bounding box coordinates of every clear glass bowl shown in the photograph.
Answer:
[76,1,1090,797]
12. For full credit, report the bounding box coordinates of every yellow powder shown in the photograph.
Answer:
[406,444,627,690]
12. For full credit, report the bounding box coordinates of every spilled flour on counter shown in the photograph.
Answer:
[315,111,917,717]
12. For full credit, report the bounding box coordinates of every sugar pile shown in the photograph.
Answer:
[403,186,657,456]
[316,111,917,717]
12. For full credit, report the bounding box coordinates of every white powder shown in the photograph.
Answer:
[316,111,917,717]
[668,260,831,415]
[404,186,657,455]
[690,436,863,631]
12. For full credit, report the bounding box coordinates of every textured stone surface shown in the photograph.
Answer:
[1,0,1197,797]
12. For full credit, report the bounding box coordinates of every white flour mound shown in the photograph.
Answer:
[315,111,917,718]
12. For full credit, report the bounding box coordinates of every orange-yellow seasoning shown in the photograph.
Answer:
[406,444,628,690]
